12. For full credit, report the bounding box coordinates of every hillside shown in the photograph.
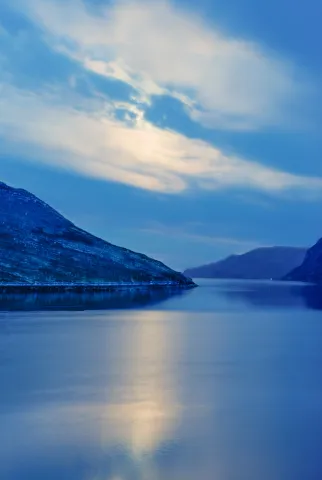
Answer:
[184,247,307,280]
[284,238,322,283]
[0,181,194,287]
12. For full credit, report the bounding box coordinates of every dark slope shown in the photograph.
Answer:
[0,182,194,287]
[184,247,307,280]
[285,238,322,283]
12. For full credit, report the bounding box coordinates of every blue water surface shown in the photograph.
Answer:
[1,279,322,480]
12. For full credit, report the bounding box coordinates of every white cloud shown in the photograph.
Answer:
[20,0,305,130]
[0,85,321,195]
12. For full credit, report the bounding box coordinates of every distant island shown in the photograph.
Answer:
[184,246,307,280]
[0,181,195,290]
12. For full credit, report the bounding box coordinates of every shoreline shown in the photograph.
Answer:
[0,282,197,294]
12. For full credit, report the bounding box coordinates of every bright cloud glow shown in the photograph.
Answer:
[21,0,304,130]
[0,85,321,194]
[0,0,319,196]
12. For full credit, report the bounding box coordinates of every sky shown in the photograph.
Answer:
[0,0,322,271]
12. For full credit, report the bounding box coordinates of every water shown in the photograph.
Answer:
[1,279,322,480]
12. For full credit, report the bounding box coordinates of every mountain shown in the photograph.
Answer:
[184,247,307,280]
[284,238,322,283]
[0,181,194,287]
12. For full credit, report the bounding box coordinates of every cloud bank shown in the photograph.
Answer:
[0,85,321,194]
[0,0,319,195]
[21,0,303,131]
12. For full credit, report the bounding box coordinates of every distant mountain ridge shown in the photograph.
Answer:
[285,238,322,283]
[184,246,307,280]
[0,181,194,287]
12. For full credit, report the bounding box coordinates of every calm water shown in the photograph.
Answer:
[1,279,322,480]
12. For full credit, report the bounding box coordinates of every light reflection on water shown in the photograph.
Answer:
[1,280,322,480]
[99,310,182,457]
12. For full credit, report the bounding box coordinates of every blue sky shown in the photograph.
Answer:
[1,0,322,270]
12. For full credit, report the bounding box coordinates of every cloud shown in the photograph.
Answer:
[139,223,263,251]
[0,84,321,195]
[19,0,306,131]
[0,1,320,196]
